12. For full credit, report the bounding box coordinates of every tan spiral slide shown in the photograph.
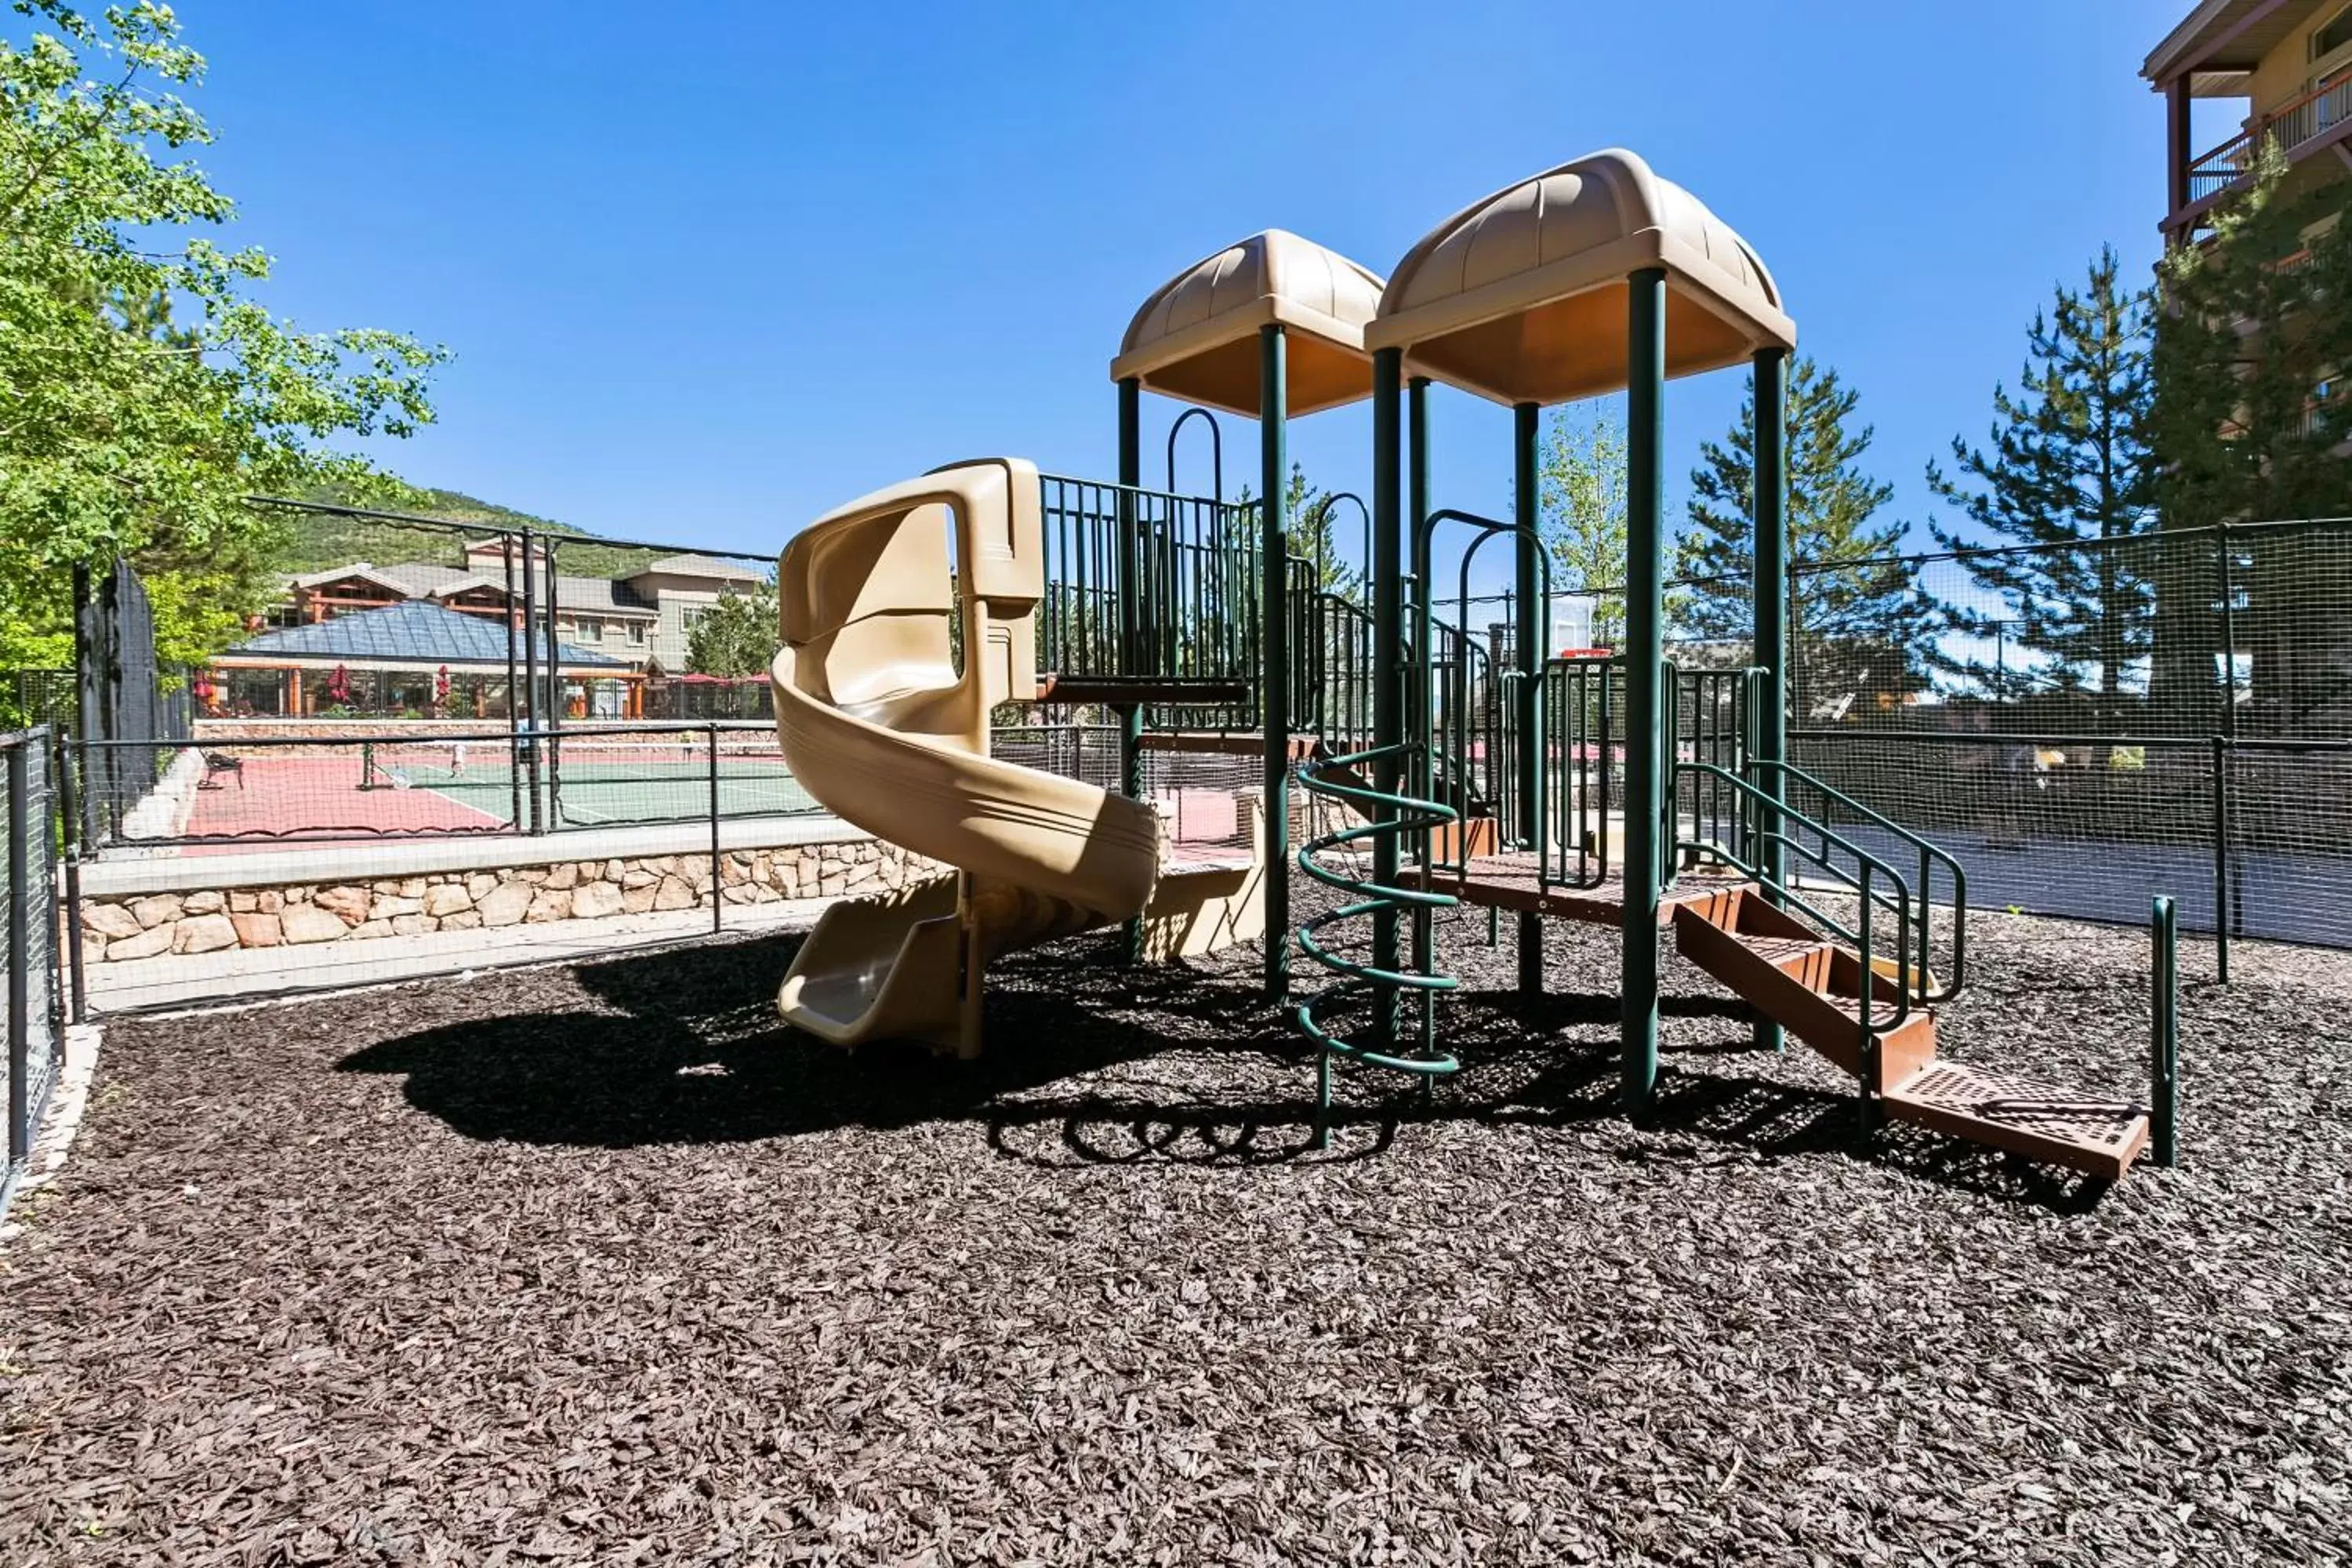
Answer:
[770,458,1261,1056]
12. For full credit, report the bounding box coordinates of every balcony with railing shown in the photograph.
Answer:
[2187,69,2352,205]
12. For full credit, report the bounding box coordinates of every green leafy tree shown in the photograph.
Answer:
[1534,400,1629,646]
[2148,142,2352,730]
[1677,358,1926,704]
[0,2,445,673]
[685,585,782,678]
[1926,248,2157,724]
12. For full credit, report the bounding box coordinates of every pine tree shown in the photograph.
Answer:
[1677,358,1923,707]
[1926,248,2156,725]
[1240,463,1362,601]
[2147,143,2352,731]
[2151,141,2352,527]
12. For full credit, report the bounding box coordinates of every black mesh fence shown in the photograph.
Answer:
[4,728,62,1220]
[1785,521,2352,946]
[71,723,819,849]
[2,670,75,734]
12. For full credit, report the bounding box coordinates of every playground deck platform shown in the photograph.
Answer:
[1398,851,1751,927]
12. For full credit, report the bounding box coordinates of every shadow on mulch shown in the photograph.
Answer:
[339,927,2111,1210]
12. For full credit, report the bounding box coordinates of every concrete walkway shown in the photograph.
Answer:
[85,897,832,1014]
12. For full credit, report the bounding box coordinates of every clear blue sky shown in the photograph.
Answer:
[182,1,2182,566]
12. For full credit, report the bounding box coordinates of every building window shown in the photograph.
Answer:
[681,606,707,631]
[629,621,648,644]
[575,615,604,641]
[2317,5,2352,62]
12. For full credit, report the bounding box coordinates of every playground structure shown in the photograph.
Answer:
[770,149,2158,1181]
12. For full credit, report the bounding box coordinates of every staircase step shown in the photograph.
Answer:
[1673,899,1936,1082]
[1736,931,1837,978]
[1883,1062,2150,1179]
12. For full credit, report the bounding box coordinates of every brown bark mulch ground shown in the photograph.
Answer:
[2,898,2347,1565]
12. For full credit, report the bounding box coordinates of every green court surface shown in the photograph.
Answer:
[359,738,819,828]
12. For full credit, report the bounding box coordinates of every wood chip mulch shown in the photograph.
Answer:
[2,895,2347,1565]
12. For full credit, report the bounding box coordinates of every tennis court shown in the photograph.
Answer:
[171,731,820,844]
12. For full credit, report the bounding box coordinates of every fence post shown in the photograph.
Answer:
[708,721,723,937]
[2215,527,2242,960]
[519,524,542,835]
[2209,734,2230,985]
[51,731,85,1025]
[2151,894,2178,1168]
[502,528,523,832]
[8,739,31,1174]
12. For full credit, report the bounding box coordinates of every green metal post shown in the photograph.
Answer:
[1117,377,1145,964]
[1622,268,1668,1116]
[1409,377,1436,1067]
[1261,325,1290,1000]
[1370,347,1404,1057]
[1512,401,1544,998]
[2151,894,2179,1167]
[1751,347,1789,1053]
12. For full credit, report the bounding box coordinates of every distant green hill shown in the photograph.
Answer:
[273,485,672,581]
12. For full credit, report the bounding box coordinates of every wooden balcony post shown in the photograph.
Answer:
[2166,74,2191,238]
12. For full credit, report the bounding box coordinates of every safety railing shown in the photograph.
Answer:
[1417,508,1570,893]
[1036,473,1264,727]
[3,727,63,1222]
[1664,662,1760,880]
[1305,592,1377,752]
[1531,654,1620,891]
[1675,759,1918,1112]
[2185,68,2352,203]
[1755,757,1968,1005]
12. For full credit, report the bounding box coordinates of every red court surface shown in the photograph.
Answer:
[180,753,510,843]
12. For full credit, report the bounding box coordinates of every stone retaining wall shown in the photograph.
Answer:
[78,838,938,964]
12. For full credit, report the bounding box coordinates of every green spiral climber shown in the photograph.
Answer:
[1292,740,1461,1148]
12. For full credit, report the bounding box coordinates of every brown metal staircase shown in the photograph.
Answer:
[1674,762,2153,1181]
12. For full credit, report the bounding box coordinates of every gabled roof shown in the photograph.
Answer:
[631,554,765,583]
[2143,0,2311,84]
[227,600,625,669]
[423,573,508,600]
[289,564,414,594]
[290,559,660,616]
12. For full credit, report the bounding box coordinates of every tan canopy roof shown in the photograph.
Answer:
[1367,149,1795,407]
[1110,230,1385,418]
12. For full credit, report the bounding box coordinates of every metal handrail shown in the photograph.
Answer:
[1752,757,1968,1004]
[1421,508,1556,888]
[1675,760,1918,1051]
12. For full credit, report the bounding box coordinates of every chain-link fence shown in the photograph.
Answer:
[3,728,63,1221]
